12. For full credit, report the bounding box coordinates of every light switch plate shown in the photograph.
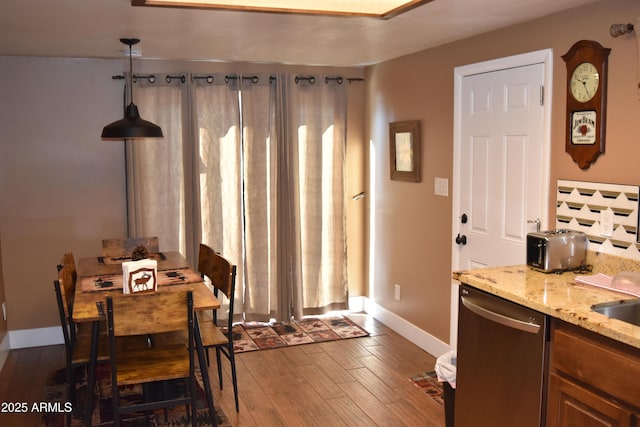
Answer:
[435,177,449,197]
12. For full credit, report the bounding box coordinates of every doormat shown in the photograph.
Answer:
[231,315,369,353]
[408,371,444,406]
[42,365,231,427]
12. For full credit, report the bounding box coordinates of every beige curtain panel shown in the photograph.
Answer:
[126,72,348,322]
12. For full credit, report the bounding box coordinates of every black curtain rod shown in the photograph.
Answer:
[294,76,364,85]
[192,75,214,83]
[165,74,186,83]
[225,75,260,83]
[295,76,316,84]
[132,74,156,83]
[110,73,186,84]
[112,74,365,85]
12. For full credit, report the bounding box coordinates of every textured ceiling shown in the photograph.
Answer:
[0,0,598,67]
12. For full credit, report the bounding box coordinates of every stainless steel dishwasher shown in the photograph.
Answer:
[455,284,548,427]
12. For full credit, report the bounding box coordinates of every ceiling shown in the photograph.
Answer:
[0,0,597,67]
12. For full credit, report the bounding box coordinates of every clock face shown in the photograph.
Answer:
[570,62,599,102]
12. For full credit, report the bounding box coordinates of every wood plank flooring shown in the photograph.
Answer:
[0,314,446,426]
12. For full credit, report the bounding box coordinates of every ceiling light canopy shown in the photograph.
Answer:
[132,0,431,19]
[101,38,163,140]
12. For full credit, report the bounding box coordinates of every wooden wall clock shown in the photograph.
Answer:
[561,40,611,169]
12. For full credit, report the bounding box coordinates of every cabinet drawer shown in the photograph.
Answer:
[551,321,640,409]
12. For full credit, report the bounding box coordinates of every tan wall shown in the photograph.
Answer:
[365,0,640,343]
[0,57,366,334]
[1,58,129,333]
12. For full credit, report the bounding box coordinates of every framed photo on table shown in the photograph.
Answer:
[389,120,421,182]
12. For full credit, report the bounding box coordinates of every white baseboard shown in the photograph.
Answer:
[0,333,10,372]
[362,297,450,358]
[8,326,63,350]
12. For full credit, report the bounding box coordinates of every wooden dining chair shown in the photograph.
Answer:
[55,257,76,327]
[101,236,160,259]
[106,290,206,427]
[197,243,240,412]
[56,252,75,274]
[53,267,147,426]
[55,252,103,338]
[53,265,85,427]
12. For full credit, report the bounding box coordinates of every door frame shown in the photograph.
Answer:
[449,49,553,348]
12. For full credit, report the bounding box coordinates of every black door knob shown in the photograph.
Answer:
[455,233,467,245]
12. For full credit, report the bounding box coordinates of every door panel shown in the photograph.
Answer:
[504,134,526,241]
[458,63,545,269]
[470,136,490,235]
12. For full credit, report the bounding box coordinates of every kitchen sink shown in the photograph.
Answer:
[591,299,640,327]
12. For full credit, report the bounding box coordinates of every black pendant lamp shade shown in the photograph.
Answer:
[101,38,163,140]
[101,103,163,139]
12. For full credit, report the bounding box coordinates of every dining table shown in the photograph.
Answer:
[72,251,221,427]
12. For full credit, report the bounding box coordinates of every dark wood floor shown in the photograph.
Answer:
[0,314,445,426]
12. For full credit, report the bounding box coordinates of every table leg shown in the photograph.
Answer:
[84,320,99,427]
[194,315,218,427]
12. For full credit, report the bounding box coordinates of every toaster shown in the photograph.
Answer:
[526,229,587,273]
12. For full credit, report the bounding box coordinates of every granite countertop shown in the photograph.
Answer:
[453,257,640,349]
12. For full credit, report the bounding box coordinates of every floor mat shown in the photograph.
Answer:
[231,315,369,353]
[408,371,444,406]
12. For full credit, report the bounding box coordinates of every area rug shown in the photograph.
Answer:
[408,371,444,406]
[42,364,231,427]
[231,315,369,353]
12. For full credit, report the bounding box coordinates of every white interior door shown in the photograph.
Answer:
[450,50,552,348]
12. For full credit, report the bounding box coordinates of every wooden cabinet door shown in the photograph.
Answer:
[547,374,633,427]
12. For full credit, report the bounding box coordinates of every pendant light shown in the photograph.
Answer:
[101,38,163,139]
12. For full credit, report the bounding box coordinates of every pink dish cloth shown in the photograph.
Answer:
[575,272,640,298]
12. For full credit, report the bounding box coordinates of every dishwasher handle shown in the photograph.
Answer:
[461,295,541,334]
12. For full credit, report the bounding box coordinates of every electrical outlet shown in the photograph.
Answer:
[2,302,6,321]
[600,209,614,237]
[394,284,401,301]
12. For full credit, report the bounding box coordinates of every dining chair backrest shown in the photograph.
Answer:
[197,244,234,301]
[56,252,77,309]
[57,263,76,319]
[107,290,192,337]
[56,252,76,273]
[101,236,160,258]
[106,290,197,426]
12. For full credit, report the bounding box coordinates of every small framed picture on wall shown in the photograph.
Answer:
[389,120,421,182]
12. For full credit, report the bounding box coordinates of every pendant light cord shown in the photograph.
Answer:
[120,37,140,106]
[127,41,134,105]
